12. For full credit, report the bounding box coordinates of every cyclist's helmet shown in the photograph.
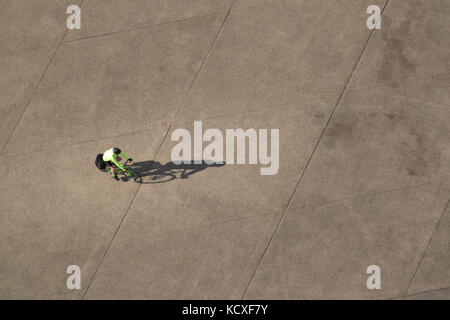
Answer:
[113,148,121,155]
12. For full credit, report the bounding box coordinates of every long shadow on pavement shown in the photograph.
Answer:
[130,160,225,184]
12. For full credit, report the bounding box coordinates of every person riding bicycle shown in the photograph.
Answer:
[101,147,133,181]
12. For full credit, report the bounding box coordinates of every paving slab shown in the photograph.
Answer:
[348,0,450,91]
[407,183,450,295]
[0,127,166,299]
[290,80,450,208]
[2,13,225,156]
[64,0,234,42]
[244,182,449,299]
[175,0,386,124]
[0,0,81,55]
[84,211,280,299]
[0,47,54,152]
[108,97,334,238]
[287,0,450,209]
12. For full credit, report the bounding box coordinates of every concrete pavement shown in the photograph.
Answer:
[0,0,448,299]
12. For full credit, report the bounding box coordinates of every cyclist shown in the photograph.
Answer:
[102,147,133,181]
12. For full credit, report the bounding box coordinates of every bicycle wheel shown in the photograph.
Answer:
[126,169,142,184]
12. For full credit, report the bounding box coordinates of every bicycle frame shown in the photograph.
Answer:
[102,159,141,183]
[104,159,134,176]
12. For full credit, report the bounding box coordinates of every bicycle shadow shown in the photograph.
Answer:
[129,160,225,184]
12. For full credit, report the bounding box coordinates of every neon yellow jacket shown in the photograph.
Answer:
[103,148,129,170]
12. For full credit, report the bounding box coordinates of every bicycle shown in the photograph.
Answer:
[103,159,142,183]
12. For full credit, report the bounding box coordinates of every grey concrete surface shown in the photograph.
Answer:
[244,182,449,299]
[0,48,54,152]
[0,127,167,298]
[0,0,448,299]
[290,82,450,208]
[2,13,226,155]
[64,0,235,42]
[85,211,281,299]
[407,193,450,295]
[404,287,450,300]
[111,98,335,237]
[175,0,386,124]
[0,0,81,55]
[348,0,450,91]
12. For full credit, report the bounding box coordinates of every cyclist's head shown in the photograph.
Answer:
[113,148,121,155]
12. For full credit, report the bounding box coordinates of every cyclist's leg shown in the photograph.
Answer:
[107,161,119,180]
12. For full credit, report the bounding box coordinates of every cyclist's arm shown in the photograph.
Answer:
[112,154,125,170]
[120,151,130,161]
